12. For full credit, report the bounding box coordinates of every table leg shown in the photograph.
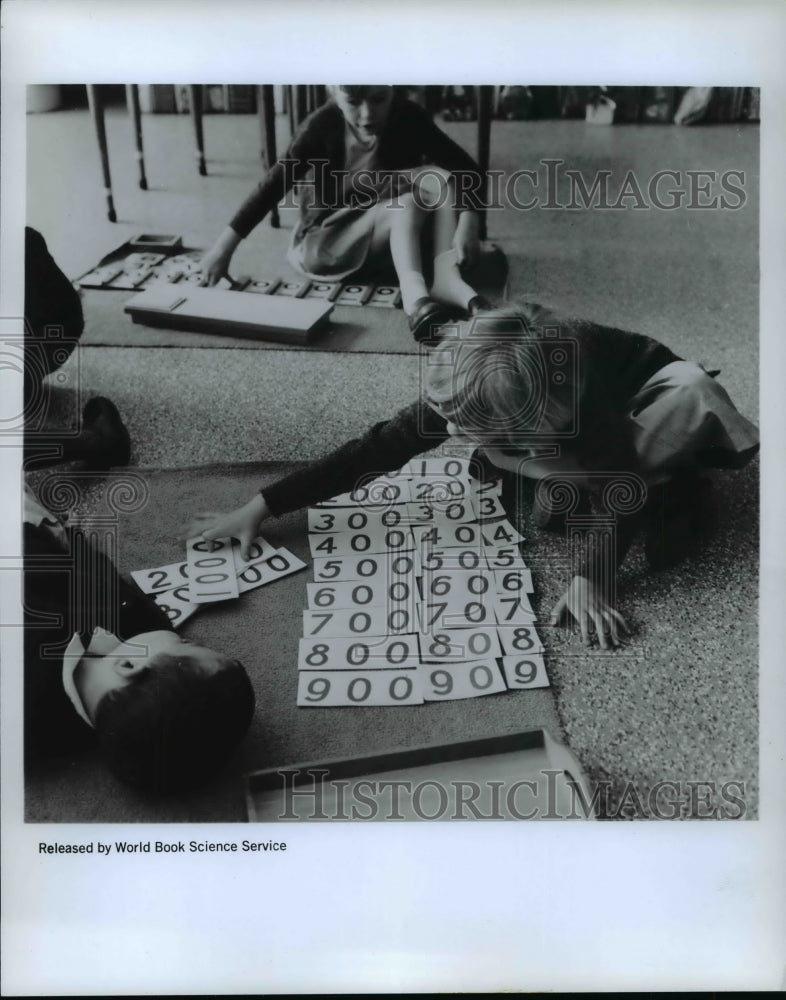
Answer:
[125,84,148,190]
[476,85,494,240]
[86,84,117,222]
[257,84,279,228]
[187,84,207,176]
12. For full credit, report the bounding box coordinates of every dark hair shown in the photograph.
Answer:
[94,653,255,794]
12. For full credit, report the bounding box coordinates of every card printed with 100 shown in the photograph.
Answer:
[297,457,549,707]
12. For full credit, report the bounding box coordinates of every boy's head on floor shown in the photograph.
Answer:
[77,630,255,793]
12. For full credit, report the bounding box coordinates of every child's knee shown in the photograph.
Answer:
[413,167,453,208]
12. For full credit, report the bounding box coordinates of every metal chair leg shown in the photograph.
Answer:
[86,84,117,222]
[476,85,493,240]
[187,84,207,176]
[125,84,148,190]
[257,84,279,228]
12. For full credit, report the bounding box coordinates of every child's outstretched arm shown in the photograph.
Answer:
[186,401,450,559]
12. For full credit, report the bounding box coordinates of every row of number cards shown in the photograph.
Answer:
[297,457,548,707]
[130,534,307,627]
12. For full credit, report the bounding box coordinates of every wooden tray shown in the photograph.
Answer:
[245,728,595,821]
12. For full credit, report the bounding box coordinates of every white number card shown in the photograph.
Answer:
[419,659,507,701]
[186,537,239,603]
[308,524,414,558]
[306,578,416,612]
[153,584,199,629]
[496,625,544,656]
[297,670,423,707]
[499,653,549,689]
[315,476,412,507]
[232,534,279,572]
[312,551,418,582]
[417,626,502,663]
[303,606,414,638]
[237,549,307,593]
[298,634,421,670]
[131,561,189,594]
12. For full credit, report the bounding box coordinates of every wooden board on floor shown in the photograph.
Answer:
[124,284,333,345]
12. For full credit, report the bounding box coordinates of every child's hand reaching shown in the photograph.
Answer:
[453,211,481,270]
[550,575,629,650]
[187,493,270,560]
[199,226,242,287]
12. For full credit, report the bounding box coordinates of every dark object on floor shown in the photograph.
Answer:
[81,396,132,469]
[407,297,460,343]
[645,474,716,570]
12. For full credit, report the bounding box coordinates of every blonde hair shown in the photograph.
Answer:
[424,301,582,448]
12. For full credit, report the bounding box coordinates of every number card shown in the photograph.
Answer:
[470,476,503,497]
[312,552,418,583]
[275,279,310,298]
[497,625,544,657]
[367,285,402,309]
[237,549,307,594]
[405,496,477,525]
[303,605,414,638]
[297,670,423,707]
[186,536,239,603]
[334,283,374,306]
[232,535,280,572]
[78,263,125,289]
[471,493,507,520]
[400,457,473,480]
[419,660,506,702]
[418,594,496,631]
[484,546,527,570]
[305,280,342,301]
[419,546,485,574]
[298,634,421,670]
[245,277,282,296]
[308,524,414,558]
[315,477,411,507]
[307,578,416,613]
[408,476,469,503]
[308,507,411,536]
[131,561,189,594]
[481,520,525,547]
[411,519,483,551]
[500,653,549,690]
[153,584,199,629]
[493,592,537,624]
[417,626,501,663]
[494,568,534,593]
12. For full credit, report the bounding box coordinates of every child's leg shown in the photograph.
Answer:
[411,168,479,311]
[368,169,479,314]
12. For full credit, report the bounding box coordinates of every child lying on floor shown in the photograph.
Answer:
[187,300,759,649]
[200,85,492,340]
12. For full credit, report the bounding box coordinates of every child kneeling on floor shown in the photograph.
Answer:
[187,300,759,649]
[200,85,493,341]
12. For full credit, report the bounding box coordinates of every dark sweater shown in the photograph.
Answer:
[229,96,485,239]
[261,311,680,576]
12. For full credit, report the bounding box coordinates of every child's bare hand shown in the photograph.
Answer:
[198,246,233,287]
[199,226,242,287]
[550,575,629,650]
[186,494,270,560]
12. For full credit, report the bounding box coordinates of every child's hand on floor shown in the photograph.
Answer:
[187,494,270,560]
[453,211,480,269]
[551,575,629,650]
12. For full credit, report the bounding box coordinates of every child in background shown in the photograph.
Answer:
[200,85,491,341]
[187,301,759,649]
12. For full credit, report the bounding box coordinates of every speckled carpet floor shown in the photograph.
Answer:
[24,106,759,819]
